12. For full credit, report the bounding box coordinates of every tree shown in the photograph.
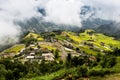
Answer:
[77,66,88,77]
[67,53,72,62]
[71,56,85,67]
[55,49,60,59]
[66,53,72,67]
[110,48,120,56]
[100,55,116,68]
[0,64,7,80]
[6,70,13,80]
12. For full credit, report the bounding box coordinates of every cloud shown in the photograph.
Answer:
[42,0,83,27]
[0,0,42,45]
[38,0,120,25]
[0,0,120,45]
[81,0,120,21]
[0,21,20,45]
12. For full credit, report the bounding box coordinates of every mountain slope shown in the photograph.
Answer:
[1,29,120,58]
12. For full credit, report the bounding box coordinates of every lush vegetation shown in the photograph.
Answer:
[0,29,120,80]
[0,48,119,80]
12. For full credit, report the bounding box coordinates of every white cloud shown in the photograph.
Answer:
[43,0,83,27]
[0,21,20,45]
[0,0,41,45]
[0,0,120,45]
[81,0,120,21]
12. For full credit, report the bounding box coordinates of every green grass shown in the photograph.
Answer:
[80,30,120,48]
[21,68,77,80]
[66,32,81,43]
[20,69,66,80]
[78,30,120,54]
[24,32,44,41]
[89,57,120,80]
[95,33,120,48]
[90,73,120,80]
[40,44,56,51]
[79,46,100,55]
[4,44,25,53]
[111,57,120,73]
[55,35,67,41]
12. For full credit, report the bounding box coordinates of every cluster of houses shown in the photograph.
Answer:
[18,45,55,62]
[0,43,55,62]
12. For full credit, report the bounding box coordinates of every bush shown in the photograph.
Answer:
[77,66,88,77]
[88,69,105,76]
[100,55,116,68]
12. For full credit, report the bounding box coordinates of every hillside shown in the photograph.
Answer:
[0,29,120,80]
[1,29,120,58]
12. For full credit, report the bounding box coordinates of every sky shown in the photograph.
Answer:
[0,0,120,45]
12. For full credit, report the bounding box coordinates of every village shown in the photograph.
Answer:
[0,30,113,63]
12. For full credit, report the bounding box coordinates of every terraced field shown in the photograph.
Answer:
[60,29,120,55]
[4,44,25,53]
[23,32,44,41]
[2,29,120,56]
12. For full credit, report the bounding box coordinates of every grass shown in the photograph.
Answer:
[40,44,56,51]
[66,32,81,43]
[59,30,120,55]
[24,33,39,39]
[90,57,120,80]
[79,46,100,55]
[20,69,66,80]
[94,33,120,48]
[4,44,25,53]
[78,30,120,54]
[111,57,120,73]
[90,73,120,80]
[24,32,44,41]
[55,35,67,41]
[80,30,120,48]
[21,68,77,80]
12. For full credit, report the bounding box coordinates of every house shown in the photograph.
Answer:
[30,53,35,56]
[29,44,35,47]
[42,53,54,61]
[64,47,73,52]
[20,48,25,53]
[89,56,96,61]
[26,56,34,59]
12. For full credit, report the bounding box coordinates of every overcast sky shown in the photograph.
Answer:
[0,0,120,45]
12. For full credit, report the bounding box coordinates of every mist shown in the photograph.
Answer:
[0,0,120,45]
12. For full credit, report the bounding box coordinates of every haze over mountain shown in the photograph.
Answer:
[0,0,120,45]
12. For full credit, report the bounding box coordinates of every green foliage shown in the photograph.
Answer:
[54,49,60,60]
[0,64,7,80]
[66,53,72,67]
[77,65,88,77]
[71,56,85,67]
[24,38,37,47]
[1,29,120,80]
[0,58,27,80]
[109,48,120,56]
[100,55,116,68]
